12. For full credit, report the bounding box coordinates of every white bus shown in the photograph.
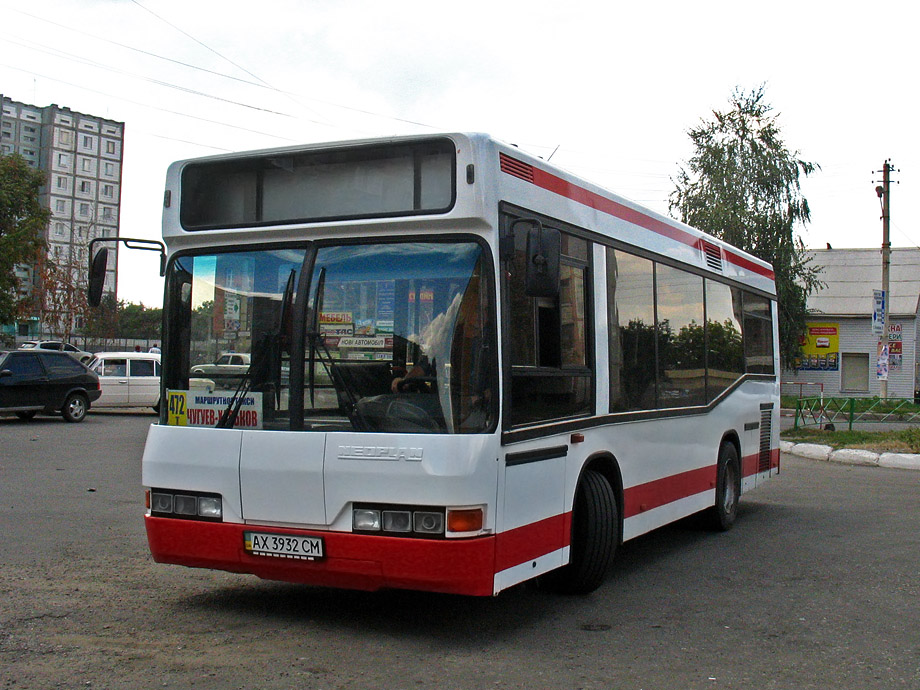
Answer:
[97,133,779,596]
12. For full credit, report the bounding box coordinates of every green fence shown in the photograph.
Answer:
[794,397,920,430]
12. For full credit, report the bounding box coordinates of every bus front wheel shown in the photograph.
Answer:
[543,470,617,595]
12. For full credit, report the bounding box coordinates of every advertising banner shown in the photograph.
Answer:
[797,323,839,371]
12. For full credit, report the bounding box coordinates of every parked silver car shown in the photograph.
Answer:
[189,352,251,377]
[89,351,161,412]
[19,340,94,364]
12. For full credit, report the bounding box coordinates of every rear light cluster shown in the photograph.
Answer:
[352,504,484,538]
[147,488,222,521]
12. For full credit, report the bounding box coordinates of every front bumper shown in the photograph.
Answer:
[146,515,497,596]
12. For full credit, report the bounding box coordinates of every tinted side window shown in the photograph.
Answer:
[130,359,156,377]
[607,248,656,412]
[42,354,85,375]
[705,280,744,401]
[656,265,706,408]
[506,216,592,427]
[4,353,44,377]
[743,292,775,374]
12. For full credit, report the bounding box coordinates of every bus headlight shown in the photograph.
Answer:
[148,488,222,522]
[413,511,444,534]
[382,510,412,532]
[198,496,223,519]
[353,509,381,531]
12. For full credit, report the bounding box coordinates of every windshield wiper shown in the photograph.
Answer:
[304,267,367,430]
[216,269,295,429]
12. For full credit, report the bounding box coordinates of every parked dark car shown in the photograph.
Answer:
[0,350,102,422]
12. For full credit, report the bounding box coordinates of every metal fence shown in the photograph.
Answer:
[10,335,161,355]
[794,396,920,430]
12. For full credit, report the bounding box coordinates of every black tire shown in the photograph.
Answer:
[15,411,37,421]
[708,442,741,531]
[61,393,88,423]
[543,470,617,595]
[152,400,160,414]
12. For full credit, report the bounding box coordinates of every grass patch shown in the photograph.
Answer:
[781,426,920,453]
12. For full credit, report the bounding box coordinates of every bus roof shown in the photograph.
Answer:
[162,132,775,295]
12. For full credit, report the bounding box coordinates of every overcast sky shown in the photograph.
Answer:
[2,0,917,307]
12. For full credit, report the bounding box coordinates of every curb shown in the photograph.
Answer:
[780,440,920,471]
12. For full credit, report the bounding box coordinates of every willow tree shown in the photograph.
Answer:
[669,85,822,369]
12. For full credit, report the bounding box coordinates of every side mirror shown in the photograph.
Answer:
[88,248,108,307]
[86,237,167,307]
[524,223,561,298]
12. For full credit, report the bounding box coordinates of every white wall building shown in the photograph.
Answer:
[783,248,920,400]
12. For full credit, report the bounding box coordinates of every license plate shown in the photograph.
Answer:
[244,531,324,560]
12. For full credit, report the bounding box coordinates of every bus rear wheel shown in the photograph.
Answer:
[708,442,741,531]
[543,470,617,595]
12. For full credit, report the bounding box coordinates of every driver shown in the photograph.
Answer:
[391,356,432,393]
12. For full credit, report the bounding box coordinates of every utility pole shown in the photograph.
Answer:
[875,160,895,398]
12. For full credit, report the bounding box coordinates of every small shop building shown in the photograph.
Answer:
[783,247,920,400]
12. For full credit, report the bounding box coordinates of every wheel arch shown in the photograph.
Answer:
[57,386,90,411]
[720,430,742,465]
[578,452,624,545]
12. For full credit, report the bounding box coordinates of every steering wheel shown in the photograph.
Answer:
[397,376,436,393]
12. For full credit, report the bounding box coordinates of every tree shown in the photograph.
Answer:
[119,302,162,339]
[83,292,120,340]
[669,85,823,369]
[84,296,163,340]
[0,154,49,326]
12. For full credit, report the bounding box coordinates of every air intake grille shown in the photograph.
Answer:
[759,404,774,472]
[700,240,723,272]
[500,153,535,183]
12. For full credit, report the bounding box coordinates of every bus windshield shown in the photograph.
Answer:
[166,240,496,434]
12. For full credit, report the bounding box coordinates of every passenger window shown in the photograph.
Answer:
[44,355,84,375]
[5,354,43,377]
[505,214,592,427]
[607,248,656,411]
[130,359,156,377]
[705,281,744,400]
[103,359,127,377]
[742,292,774,374]
[656,265,706,408]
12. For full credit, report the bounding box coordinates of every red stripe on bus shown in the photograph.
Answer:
[742,448,781,476]
[502,156,775,281]
[494,513,571,573]
[623,465,717,518]
[622,448,778,519]
[495,448,779,572]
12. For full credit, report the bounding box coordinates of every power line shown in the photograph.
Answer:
[0,62,304,143]
[6,6,437,131]
[0,35,297,119]
[127,0,275,92]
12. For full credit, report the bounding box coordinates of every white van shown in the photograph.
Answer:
[90,351,161,411]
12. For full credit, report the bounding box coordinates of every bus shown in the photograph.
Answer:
[94,133,780,596]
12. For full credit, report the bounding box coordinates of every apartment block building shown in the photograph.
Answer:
[1,93,123,336]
